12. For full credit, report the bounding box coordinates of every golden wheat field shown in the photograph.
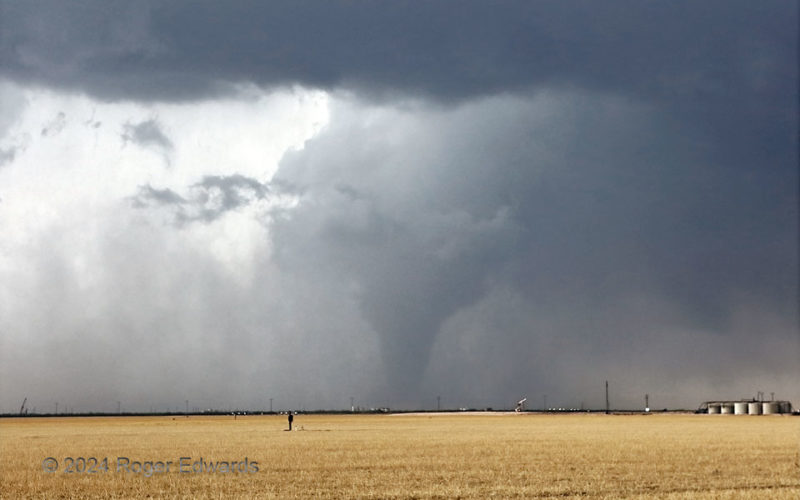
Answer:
[1,412,798,499]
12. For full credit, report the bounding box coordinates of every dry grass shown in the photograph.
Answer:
[1,413,798,498]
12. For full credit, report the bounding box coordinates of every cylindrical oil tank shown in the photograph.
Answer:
[762,402,780,414]
[720,403,734,414]
[779,402,792,414]
[708,404,721,414]
[734,402,748,415]
[748,402,762,415]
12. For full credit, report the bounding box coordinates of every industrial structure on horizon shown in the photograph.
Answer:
[699,400,793,415]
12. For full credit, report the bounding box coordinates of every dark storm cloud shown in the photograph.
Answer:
[0,1,796,411]
[2,1,792,181]
[270,92,797,405]
[1,1,794,107]
[2,2,793,180]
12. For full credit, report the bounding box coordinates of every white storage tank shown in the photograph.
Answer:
[762,402,781,414]
[708,404,721,414]
[747,402,762,415]
[720,403,734,414]
[734,402,748,415]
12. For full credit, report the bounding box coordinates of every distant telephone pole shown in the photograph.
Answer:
[605,381,610,414]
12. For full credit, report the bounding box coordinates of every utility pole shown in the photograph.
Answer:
[605,381,610,415]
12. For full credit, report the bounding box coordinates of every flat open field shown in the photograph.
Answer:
[1,413,798,499]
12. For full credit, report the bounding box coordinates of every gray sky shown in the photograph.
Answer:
[0,1,797,413]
